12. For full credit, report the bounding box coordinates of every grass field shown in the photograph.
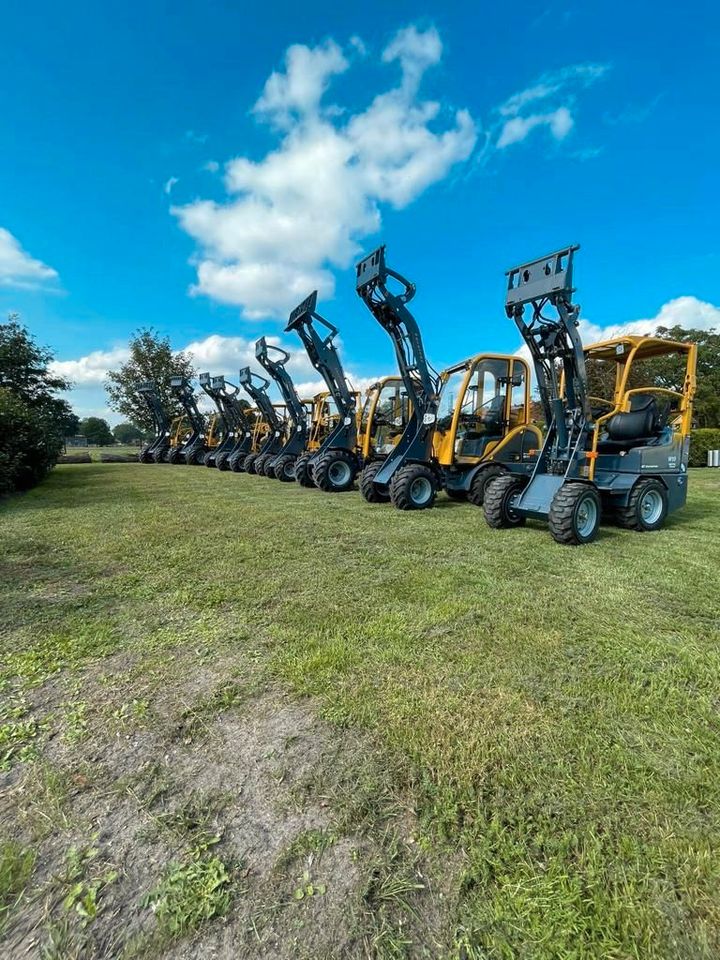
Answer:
[1,463,719,959]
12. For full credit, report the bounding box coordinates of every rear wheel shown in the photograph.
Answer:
[615,478,668,532]
[204,452,216,467]
[243,453,258,474]
[359,461,391,503]
[314,450,357,493]
[255,454,271,477]
[168,448,182,465]
[139,448,152,464]
[274,455,297,482]
[389,463,438,511]
[216,452,229,471]
[468,464,505,507]
[294,453,315,487]
[549,482,601,545]
[483,474,527,528]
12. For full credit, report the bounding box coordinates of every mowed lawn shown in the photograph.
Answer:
[2,463,720,958]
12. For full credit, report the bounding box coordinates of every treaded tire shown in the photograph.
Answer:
[389,463,438,511]
[216,452,229,471]
[139,448,152,464]
[548,482,601,546]
[204,452,216,467]
[468,464,505,507]
[294,453,315,487]
[242,453,258,474]
[274,455,297,482]
[483,474,527,528]
[168,448,182,465]
[255,454,272,477]
[615,478,668,532]
[359,461,391,503]
[445,488,467,501]
[314,449,357,493]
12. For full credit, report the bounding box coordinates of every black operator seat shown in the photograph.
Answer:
[600,394,668,450]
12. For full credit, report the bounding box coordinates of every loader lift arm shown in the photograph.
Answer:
[138,381,171,462]
[211,375,254,470]
[285,291,356,448]
[505,245,589,475]
[168,376,207,464]
[255,338,308,470]
[355,245,441,493]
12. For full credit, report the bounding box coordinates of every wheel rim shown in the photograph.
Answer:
[640,488,663,524]
[284,461,295,479]
[409,476,433,506]
[576,495,598,538]
[328,460,352,486]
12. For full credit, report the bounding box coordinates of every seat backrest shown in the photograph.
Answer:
[606,396,660,442]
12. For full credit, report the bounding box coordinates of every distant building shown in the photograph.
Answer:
[65,435,89,448]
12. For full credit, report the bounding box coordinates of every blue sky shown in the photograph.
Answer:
[1,0,718,421]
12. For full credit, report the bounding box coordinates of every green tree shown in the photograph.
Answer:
[79,416,115,446]
[112,421,144,444]
[648,325,720,428]
[0,316,72,493]
[106,328,195,431]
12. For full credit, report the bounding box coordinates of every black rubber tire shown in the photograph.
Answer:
[139,448,152,464]
[216,452,229,471]
[468,464,505,507]
[204,452,216,467]
[615,478,669,532]
[483,474,527,528]
[294,453,315,487]
[243,453,258,474]
[255,454,271,477]
[445,488,467,501]
[359,461,391,503]
[274,455,297,482]
[389,463,438,511]
[168,448,182,465]
[548,482,601,545]
[314,449,358,493]
[153,448,167,464]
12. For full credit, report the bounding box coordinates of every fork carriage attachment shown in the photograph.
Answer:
[483,245,697,544]
[234,367,285,474]
[137,381,171,463]
[254,337,308,481]
[355,245,443,509]
[285,292,359,492]
[166,376,208,465]
[197,374,254,470]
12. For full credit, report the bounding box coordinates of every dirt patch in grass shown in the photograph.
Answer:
[1,648,454,959]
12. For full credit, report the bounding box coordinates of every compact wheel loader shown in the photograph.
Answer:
[235,366,286,474]
[137,381,172,463]
[199,373,231,467]
[167,377,208,465]
[355,245,539,510]
[254,337,309,481]
[286,292,361,492]
[211,376,254,471]
[483,245,697,544]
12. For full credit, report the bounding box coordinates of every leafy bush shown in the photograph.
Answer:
[689,428,720,467]
[0,318,73,496]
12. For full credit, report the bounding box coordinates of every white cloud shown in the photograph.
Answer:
[496,63,608,149]
[204,160,220,173]
[0,227,58,289]
[173,25,477,320]
[51,346,130,384]
[164,176,179,195]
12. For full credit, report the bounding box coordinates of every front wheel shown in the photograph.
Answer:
[294,453,315,487]
[615,479,668,532]
[359,461,391,503]
[389,463,438,511]
[314,450,357,493]
[548,482,601,545]
[243,453,259,474]
[483,474,527,528]
[468,464,505,507]
[216,452,229,471]
[274,455,297,482]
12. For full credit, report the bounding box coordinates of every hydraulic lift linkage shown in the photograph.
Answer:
[198,373,230,467]
[254,337,309,481]
[138,381,171,462]
[168,376,207,465]
[211,375,253,471]
[355,245,442,500]
[237,364,286,475]
[285,291,359,491]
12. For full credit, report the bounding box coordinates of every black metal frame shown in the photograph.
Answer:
[137,381,171,461]
[285,291,357,456]
[238,366,285,457]
[211,375,253,464]
[254,337,308,458]
[355,245,440,487]
[168,376,207,462]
